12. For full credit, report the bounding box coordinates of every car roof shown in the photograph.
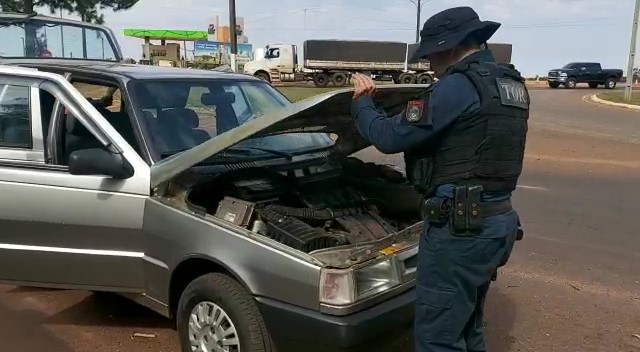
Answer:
[6,59,259,81]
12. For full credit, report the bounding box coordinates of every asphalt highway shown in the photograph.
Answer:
[1,87,639,352]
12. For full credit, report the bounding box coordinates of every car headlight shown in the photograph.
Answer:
[319,258,401,306]
[560,72,568,77]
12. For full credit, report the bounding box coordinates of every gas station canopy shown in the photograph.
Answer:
[123,29,208,41]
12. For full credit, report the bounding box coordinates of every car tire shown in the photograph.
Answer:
[331,72,348,87]
[398,73,416,84]
[564,77,577,89]
[255,72,271,83]
[588,83,599,89]
[548,82,560,89]
[604,77,617,89]
[313,73,329,87]
[177,273,275,352]
[417,73,433,85]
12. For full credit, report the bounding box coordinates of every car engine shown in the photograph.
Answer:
[185,157,424,253]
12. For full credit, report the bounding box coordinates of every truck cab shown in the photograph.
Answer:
[244,44,301,83]
[0,12,123,64]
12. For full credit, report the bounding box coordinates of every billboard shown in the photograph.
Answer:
[194,40,253,67]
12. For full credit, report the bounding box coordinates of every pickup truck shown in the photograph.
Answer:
[547,62,623,89]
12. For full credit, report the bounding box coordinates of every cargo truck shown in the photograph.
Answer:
[244,40,513,87]
[244,40,435,87]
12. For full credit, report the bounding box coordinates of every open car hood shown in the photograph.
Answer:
[150,84,428,188]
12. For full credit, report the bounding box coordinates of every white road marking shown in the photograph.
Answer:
[517,185,549,191]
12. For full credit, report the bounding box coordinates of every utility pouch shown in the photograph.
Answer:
[406,157,432,194]
[421,197,451,224]
[452,186,469,233]
[451,185,485,235]
[467,185,484,232]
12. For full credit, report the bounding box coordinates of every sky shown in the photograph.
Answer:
[37,0,640,76]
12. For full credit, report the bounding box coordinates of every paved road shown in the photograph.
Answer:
[1,87,639,352]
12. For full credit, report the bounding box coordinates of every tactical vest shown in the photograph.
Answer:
[406,54,530,196]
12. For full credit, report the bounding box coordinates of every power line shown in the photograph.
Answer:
[249,21,624,32]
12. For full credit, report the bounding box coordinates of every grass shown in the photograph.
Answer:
[277,86,344,102]
[598,91,640,106]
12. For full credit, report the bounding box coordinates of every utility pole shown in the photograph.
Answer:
[409,0,427,43]
[624,0,640,102]
[229,0,238,72]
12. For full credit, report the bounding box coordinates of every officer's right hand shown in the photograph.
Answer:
[352,73,376,99]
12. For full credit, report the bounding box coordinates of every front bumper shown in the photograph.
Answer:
[547,76,567,82]
[256,287,415,352]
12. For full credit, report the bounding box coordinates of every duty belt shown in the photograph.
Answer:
[420,185,513,234]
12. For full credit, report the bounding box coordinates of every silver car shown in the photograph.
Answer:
[0,13,426,352]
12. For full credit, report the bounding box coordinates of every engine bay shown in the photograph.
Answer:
[184,157,424,253]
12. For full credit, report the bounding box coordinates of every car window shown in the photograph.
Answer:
[223,85,251,123]
[0,84,32,149]
[0,20,117,60]
[73,82,123,112]
[67,81,140,157]
[130,79,333,158]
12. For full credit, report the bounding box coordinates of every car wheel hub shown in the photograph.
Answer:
[189,301,240,352]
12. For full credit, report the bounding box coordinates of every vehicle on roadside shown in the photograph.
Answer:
[0,13,424,352]
[547,62,623,89]
[244,40,513,87]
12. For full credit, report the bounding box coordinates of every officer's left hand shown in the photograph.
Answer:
[352,73,376,99]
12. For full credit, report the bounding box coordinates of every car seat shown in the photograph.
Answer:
[200,91,239,135]
[156,108,210,153]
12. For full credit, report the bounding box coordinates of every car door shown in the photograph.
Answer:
[588,63,603,81]
[0,67,150,292]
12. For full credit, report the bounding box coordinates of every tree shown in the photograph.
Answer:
[0,0,139,24]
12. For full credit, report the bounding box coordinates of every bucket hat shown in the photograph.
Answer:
[411,6,500,61]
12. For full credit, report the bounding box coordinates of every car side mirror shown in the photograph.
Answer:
[68,148,134,179]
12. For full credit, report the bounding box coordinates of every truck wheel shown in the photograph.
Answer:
[313,73,329,87]
[177,273,275,352]
[604,77,617,89]
[548,82,560,88]
[564,77,577,89]
[417,74,433,85]
[588,83,599,89]
[398,73,416,84]
[331,72,347,87]
[255,72,271,83]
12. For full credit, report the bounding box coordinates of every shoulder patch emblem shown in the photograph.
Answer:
[496,77,529,110]
[405,100,424,122]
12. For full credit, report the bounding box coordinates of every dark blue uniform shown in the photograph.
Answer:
[350,49,521,352]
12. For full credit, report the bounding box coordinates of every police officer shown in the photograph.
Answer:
[350,6,528,352]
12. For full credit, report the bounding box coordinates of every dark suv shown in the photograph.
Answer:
[547,62,623,89]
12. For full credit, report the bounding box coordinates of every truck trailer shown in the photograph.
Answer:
[244,40,513,87]
[244,39,435,87]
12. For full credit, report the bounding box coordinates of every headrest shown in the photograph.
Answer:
[201,92,236,106]
[158,108,200,128]
[65,115,92,136]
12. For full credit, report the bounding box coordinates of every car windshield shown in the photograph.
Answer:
[562,63,577,69]
[0,17,118,60]
[130,79,334,159]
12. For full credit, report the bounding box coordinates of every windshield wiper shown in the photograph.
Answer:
[160,146,293,160]
[228,146,293,160]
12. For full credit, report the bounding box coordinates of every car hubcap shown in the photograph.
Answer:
[189,301,240,352]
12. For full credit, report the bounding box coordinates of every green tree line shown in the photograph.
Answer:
[0,0,139,24]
